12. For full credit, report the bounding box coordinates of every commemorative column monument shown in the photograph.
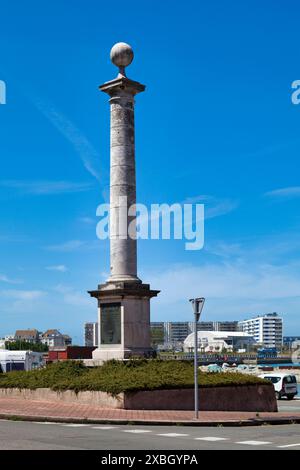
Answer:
[89,42,159,361]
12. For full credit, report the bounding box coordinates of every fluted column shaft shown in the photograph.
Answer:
[100,78,145,282]
[109,90,137,281]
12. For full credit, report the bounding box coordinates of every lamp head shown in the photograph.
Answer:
[189,297,205,321]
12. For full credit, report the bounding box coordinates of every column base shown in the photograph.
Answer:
[88,281,160,363]
[106,274,142,284]
[92,346,154,363]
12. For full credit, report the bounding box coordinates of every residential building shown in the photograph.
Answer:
[283,336,300,349]
[189,322,214,332]
[217,321,239,332]
[150,321,240,348]
[13,329,71,348]
[238,313,283,349]
[84,322,99,347]
[14,329,40,343]
[188,321,239,333]
[40,329,66,348]
[4,335,14,343]
[183,330,255,353]
[164,322,190,344]
[63,335,72,346]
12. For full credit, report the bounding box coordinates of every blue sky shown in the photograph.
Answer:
[1,0,300,342]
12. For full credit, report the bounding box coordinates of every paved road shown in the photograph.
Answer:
[0,419,300,450]
[278,397,300,412]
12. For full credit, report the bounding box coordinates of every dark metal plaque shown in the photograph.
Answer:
[100,303,121,344]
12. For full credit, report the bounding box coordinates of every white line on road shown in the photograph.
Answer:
[278,443,300,448]
[123,429,153,434]
[91,426,118,430]
[34,422,60,425]
[157,433,189,437]
[235,440,272,446]
[61,424,91,427]
[195,437,229,441]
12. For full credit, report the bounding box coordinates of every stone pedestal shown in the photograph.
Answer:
[89,282,159,361]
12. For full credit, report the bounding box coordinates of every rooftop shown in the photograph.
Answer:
[15,329,39,337]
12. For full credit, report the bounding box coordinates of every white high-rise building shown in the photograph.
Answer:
[238,313,283,348]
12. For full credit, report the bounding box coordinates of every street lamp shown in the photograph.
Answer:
[189,297,205,419]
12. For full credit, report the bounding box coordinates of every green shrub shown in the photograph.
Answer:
[0,360,271,396]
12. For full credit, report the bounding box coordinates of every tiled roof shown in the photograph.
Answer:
[42,329,62,337]
[15,329,39,338]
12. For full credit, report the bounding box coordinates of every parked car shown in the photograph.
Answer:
[259,373,298,400]
[237,364,258,374]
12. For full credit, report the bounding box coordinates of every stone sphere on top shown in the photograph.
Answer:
[110,42,134,69]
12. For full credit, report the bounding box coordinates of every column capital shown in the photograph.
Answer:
[99,77,145,97]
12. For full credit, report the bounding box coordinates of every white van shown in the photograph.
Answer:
[0,350,44,373]
[259,373,298,400]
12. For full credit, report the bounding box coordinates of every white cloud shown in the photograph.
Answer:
[0,274,23,284]
[183,195,238,219]
[135,195,238,240]
[45,239,102,252]
[0,290,45,300]
[264,187,300,199]
[54,284,94,308]
[146,261,300,326]
[149,262,300,302]
[207,232,300,264]
[206,199,238,219]
[46,265,68,272]
[33,98,103,182]
[205,242,243,259]
[45,240,86,252]
[78,216,96,225]
[0,180,93,195]
[100,271,109,280]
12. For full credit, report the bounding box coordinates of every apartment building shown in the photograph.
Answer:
[238,313,283,348]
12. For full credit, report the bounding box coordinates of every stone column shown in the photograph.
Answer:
[89,43,159,363]
[100,43,145,283]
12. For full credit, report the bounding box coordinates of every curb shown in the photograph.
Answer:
[1,413,300,427]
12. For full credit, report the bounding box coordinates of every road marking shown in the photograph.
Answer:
[61,424,91,427]
[157,433,189,437]
[123,429,152,434]
[236,440,272,446]
[279,407,300,411]
[195,437,229,442]
[91,426,118,430]
[34,422,59,425]
[278,443,300,448]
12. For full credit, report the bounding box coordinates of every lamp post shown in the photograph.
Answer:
[189,297,205,419]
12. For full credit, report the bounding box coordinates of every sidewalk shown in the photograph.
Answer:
[0,398,300,426]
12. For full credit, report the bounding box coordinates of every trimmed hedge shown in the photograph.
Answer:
[0,360,271,395]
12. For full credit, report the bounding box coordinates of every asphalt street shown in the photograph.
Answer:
[0,419,300,450]
[0,397,298,451]
[278,397,300,412]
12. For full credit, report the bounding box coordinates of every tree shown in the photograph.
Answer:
[150,328,165,348]
[5,340,48,352]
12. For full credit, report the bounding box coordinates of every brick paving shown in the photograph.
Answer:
[0,398,300,425]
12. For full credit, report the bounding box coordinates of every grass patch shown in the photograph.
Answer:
[0,360,271,396]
